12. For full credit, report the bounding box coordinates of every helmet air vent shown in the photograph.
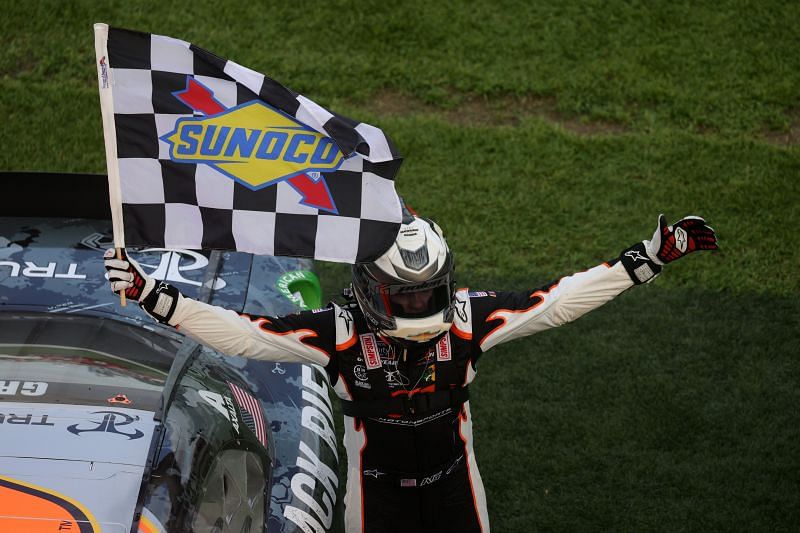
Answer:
[399,245,429,271]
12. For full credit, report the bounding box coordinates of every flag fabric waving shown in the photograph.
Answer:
[94,24,403,263]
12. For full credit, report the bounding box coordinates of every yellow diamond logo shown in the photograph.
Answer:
[162,100,345,189]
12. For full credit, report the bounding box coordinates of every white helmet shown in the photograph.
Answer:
[351,213,455,343]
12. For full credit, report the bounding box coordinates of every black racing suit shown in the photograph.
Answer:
[163,244,656,532]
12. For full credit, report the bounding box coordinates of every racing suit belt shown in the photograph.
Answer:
[362,453,466,488]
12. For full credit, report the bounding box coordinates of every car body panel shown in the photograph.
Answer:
[0,403,155,532]
[0,172,338,533]
[0,402,157,464]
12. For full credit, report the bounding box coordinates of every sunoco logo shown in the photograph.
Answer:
[160,77,345,212]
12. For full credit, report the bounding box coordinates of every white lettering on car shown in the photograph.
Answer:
[0,261,85,279]
[284,365,339,532]
[198,390,240,433]
[0,381,48,397]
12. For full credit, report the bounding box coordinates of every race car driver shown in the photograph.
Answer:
[104,210,718,533]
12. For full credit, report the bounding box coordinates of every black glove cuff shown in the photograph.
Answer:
[140,281,180,325]
[620,242,662,285]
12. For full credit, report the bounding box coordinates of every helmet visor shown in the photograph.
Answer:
[378,277,453,319]
[352,251,456,331]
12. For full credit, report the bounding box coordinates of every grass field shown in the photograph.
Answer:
[2,1,799,531]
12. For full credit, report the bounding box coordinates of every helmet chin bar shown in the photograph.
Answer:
[379,313,453,343]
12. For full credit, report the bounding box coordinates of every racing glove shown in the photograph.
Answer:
[647,214,718,264]
[104,248,180,325]
[620,214,718,284]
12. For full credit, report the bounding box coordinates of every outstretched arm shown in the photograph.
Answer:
[471,214,718,352]
[104,248,335,366]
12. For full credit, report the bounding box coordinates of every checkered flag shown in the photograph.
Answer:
[94,24,402,263]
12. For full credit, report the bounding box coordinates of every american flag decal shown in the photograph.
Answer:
[228,382,268,449]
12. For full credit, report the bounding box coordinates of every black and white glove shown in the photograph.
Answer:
[104,248,180,324]
[620,214,718,284]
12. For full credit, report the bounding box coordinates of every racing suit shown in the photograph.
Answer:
[160,245,654,532]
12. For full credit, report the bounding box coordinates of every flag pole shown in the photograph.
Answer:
[93,23,126,306]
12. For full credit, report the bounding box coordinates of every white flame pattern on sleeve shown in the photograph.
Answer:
[171,297,331,365]
[479,261,634,351]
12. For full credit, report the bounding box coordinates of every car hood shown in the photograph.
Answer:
[0,403,157,532]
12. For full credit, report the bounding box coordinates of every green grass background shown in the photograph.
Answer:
[2,1,798,531]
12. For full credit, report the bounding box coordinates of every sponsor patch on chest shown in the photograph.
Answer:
[435,334,451,361]
[360,333,382,370]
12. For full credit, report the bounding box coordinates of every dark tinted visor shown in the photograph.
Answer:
[380,278,453,319]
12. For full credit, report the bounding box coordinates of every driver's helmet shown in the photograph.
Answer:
[351,213,455,343]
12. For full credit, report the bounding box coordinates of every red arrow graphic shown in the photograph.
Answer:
[173,78,338,213]
[287,173,336,212]
[175,78,225,115]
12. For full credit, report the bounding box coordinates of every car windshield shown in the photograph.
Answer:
[0,313,178,412]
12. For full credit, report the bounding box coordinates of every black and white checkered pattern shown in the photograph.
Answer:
[104,26,403,263]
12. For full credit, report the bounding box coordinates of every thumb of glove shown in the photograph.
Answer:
[104,248,154,302]
[645,214,667,265]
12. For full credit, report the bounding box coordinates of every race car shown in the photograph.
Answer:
[0,171,338,532]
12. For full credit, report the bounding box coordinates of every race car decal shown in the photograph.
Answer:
[66,410,145,440]
[283,365,338,532]
[228,381,269,450]
[0,403,157,469]
[0,380,48,397]
[0,260,86,280]
[0,474,100,532]
[137,507,167,533]
[198,389,241,434]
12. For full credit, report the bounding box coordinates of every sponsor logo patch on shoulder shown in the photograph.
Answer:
[360,333,382,370]
[468,291,488,297]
